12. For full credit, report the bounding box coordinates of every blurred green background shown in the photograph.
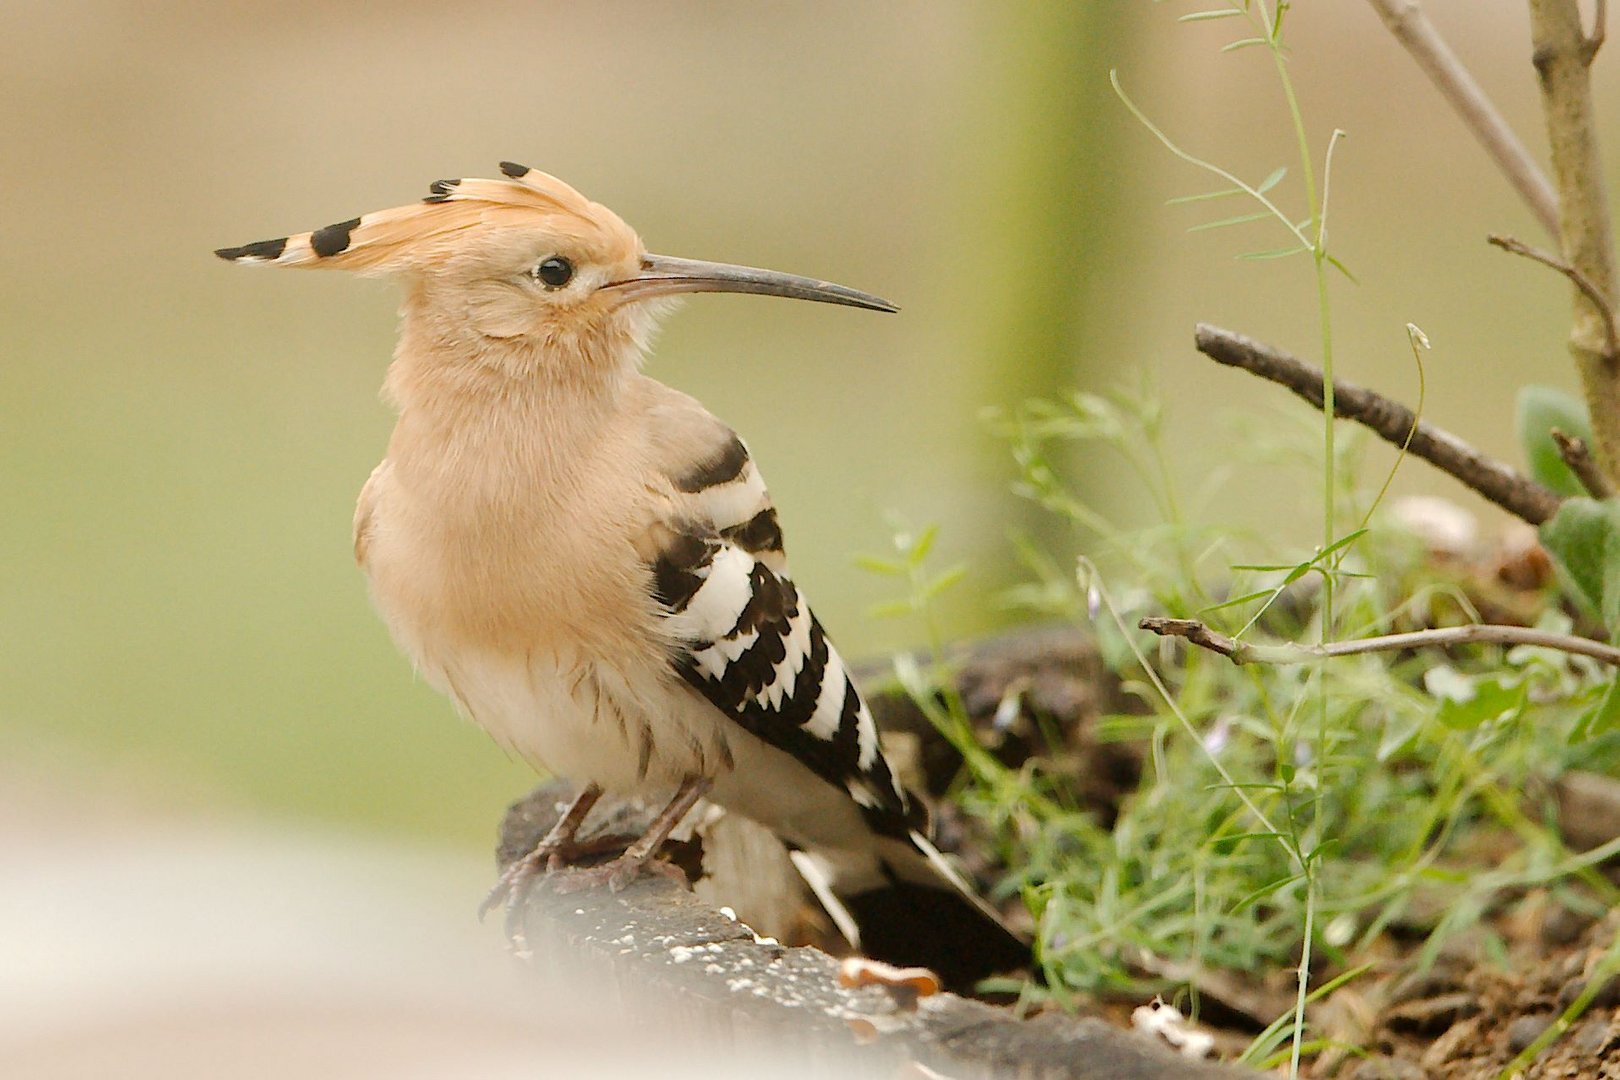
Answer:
[3,1,1612,851]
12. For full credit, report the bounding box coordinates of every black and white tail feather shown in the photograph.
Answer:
[652,427,1029,989]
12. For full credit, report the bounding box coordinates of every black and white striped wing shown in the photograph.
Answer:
[652,435,920,838]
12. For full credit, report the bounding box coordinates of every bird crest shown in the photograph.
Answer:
[214,162,638,275]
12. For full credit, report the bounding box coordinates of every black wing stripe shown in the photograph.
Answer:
[724,507,784,555]
[653,531,717,612]
[675,435,749,493]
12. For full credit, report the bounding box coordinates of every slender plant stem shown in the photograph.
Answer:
[1084,561,1287,840]
[1258,11,1334,1071]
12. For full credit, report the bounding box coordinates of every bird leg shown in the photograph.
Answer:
[479,781,603,935]
[550,775,713,894]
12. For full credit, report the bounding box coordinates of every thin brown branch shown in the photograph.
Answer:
[1530,0,1620,479]
[1194,323,1564,525]
[1139,615,1620,667]
[1552,426,1616,496]
[1489,233,1620,357]
[1594,0,1609,54]
[1365,0,1561,239]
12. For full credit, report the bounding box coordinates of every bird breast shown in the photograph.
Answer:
[352,412,730,791]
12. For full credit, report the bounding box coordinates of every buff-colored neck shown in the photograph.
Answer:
[382,286,643,517]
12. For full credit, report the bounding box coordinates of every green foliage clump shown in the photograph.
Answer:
[873,391,1620,1068]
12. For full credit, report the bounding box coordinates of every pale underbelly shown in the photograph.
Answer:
[404,635,879,855]
[413,642,737,795]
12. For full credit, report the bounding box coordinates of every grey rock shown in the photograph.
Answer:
[1505,1013,1551,1053]
[1348,1055,1425,1080]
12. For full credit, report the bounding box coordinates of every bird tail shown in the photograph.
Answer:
[790,830,1031,992]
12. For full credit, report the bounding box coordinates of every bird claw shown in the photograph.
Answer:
[483,827,673,946]
[479,841,558,942]
[548,852,684,895]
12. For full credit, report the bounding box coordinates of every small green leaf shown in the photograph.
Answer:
[1326,253,1359,283]
[1538,496,1620,629]
[854,555,904,577]
[1200,588,1277,613]
[1518,386,1596,497]
[908,523,940,565]
[1221,35,1268,52]
[1319,528,1369,558]
[1187,211,1273,233]
[1213,830,1289,846]
[1179,7,1245,21]
[1573,674,1620,740]
[920,562,968,602]
[1256,165,1287,194]
[1435,676,1526,730]
[1166,187,1244,205]
[1231,873,1301,913]
[1236,245,1307,260]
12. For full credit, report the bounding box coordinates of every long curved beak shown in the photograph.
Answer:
[601,253,897,313]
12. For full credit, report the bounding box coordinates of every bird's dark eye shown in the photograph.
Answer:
[534,256,574,289]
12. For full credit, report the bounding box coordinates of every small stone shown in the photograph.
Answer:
[1505,1014,1552,1053]
[1557,971,1620,1010]
[1348,1054,1425,1080]
[1421,1018,1482,1071]
[1539,904,1593,948]
[1384,991,1479,1035]
[1388,968,1462,1006]
[1572,1014,1613,1056]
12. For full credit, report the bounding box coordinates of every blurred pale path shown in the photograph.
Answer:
[0,755,863,1079]
[2,3,1612,853]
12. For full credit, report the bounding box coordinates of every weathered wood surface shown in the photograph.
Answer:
[512,866,1248,1080]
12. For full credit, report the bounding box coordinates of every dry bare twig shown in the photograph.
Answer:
[1139,615,1620,667]
[1194,324,1564,525]
[1365,0,1561,239]
[1552,426,1616,497]
[1488,233,1620,358]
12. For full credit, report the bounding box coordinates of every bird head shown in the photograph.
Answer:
[216,162,895,368]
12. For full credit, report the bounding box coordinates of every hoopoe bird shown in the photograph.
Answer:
[216,163,1029,988]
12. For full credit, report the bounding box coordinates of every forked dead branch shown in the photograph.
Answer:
[1139,615,1620,669]
[1192,323,1563,525]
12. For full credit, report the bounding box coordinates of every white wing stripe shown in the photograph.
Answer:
[762,601,814,709]
[696,462,770,531]
[804,651,848,741]
[670,544,754,642]
[692,627,760,679]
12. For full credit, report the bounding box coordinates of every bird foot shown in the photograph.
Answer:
[479,831,630,939]
[478,839,565,935]
[548,851,687,894]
